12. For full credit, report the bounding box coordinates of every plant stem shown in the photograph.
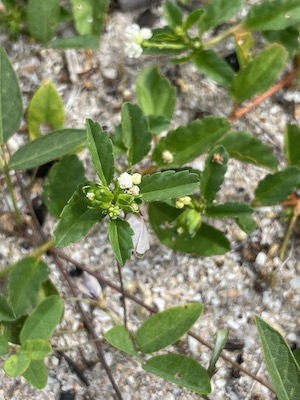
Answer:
[117,261,128,328]
[205,23,243,48]
[279,213,298,261]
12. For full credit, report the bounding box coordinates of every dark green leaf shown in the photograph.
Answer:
[264,27,299,58]
[21,339,52,360]
[3,354,30,378]
[256,316,300,400]
[136,303,203,353]
[284,124,300,167]
[0,47,23,143]
[105,325,137,356]
[22,360,48,389]
[294,348,300,368]
[136,66,176,119]
[20,295,64,343]
[108,219,134,266]
[184,9,204,31]
[0,334,9,355]
[253,167,300,206]
[200,146,228,203]
[0,295,16,322]
[121,103,151,166]
[245,0,300,31]
[86,119,114,186]
[143,354,211,394]
[43,155,86,218]
[163,1,183,31]
[219,131,279,170]
[200,0,244,32]
[149,202,230,255]
[9,129,86,170]
[208,329,229,376]
[140,170,199,202]
[192,49,234,85]
[70,0,109,36]
[111,124,127,155]
[54,185,104,248]
[48,35,99,49]
[205,202,253,218]
[152,117,230,168]
[9,258,49,318]
[27,0,60,42]
[230,44,287,103]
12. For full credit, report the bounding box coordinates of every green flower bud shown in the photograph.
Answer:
[108,205,121,220]
[83,184,113,210]
[117,193,139,213]
[176,209,202,237]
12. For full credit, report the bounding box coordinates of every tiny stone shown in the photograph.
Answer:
[255,252,267,267]
[188,335,199,354]
[290,277,300,289]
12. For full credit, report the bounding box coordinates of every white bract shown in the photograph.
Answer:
[125,24,152,58]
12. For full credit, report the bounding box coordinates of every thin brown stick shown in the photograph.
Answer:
[117,261,128,328]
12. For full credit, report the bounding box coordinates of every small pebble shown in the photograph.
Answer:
[255,252,267,267]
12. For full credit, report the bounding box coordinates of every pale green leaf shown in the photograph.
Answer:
[49,35,99,49]
[70,0,109,35]
[108,219,134,266]
[0,334,9,355]
[27,0,60,42]
[21,339,52,360]
[23,360,48,389]
[264,27,299,58]
[163,1,183,30]
[205,202,253,218]
[3,354,30,378]
[105,325,137,356]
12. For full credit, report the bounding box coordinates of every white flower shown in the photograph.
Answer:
[132,173,142,185]
[162,150,174,164]
[118,172,133,189]
[125,23,152,58]
[128,185,140,196]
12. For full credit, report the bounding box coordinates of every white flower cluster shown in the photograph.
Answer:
[118,172,142,195]
[124,24,152,58]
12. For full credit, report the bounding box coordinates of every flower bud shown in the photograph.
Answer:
[118,172,133,189]
[176,209,202,237]
[132,173,142,185]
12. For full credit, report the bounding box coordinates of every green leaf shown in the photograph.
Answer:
[22,360,48,389]
[256,316,300,400]
[105,325,137,356]
[235,214,257,235]
[294,348,300,368]
[253,167,300,206]
[9,257,49,318]
[0,47,23,143]
[263,27,299,58]
[70,0,109,36]
[147,115,171,134]
[284,124,300,167]
[149,202,230,256]
[245,0,300,31]
[86,119,114,186]
[184,9,204,31]
[28,81,65,140]
[219,131,279,171]
[48,35,100,49]
[9,129,86,170]
[43,155,86,218]
[108,219,134,266]
[143,354,211,394]
[0,334,9,355]
[136,303,203,353]
[192,49,234,85]
[200,146,228,203]
[208,329,229,376]
[111,124,127,155]
[2,317,26,345]
[0,295,16,321]
[205,202,253,218]
[27,0,60,42]
[163,1,183,31]
[21,339,52,360]
[140,170,199,202]
[152,117,230,168]
[3,354,30,378]
[20,295,64,343]
[230,44,288,103]
[136,66,176,119]
[121,103,151,166]
[199,0,244,32]
[54,185,104,248]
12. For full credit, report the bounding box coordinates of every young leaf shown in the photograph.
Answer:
[9,129,86,170]
[3,354,30,378]
[0,296,16,322]
[207,329,229,376]
[152,117,230,168]
[140,170,199,202]
[86,119,114,186]
[0,334,9,355]
[256,316,300,400]
[219,131,279,171]
[264,27,299,58]
[234,29,254,69]
[121,103,151,166]
[136,303,203,353]
[9,258,49,318]
[244,0,300,31]
[143,354,211,394]
[284,124,300,167]
[43,155,86,218]
[0,47,23,143]
[70,0,109,36]
[108,219,134,266]
[147,115,171,134]
[20,295,64,343]
[230,44,287,103]
[27,0,60,42]
[136,66,176,119]
[28,81,65,140]
[49,35,100,49]
[105,325,137,356]
[149,202,230,256]
[54,185,104,248]
[205,202,253,218]
[21,339,52,361]
[192,49,234,85]
[163,1,183,31]
[253,167,300,206]
[183,9,204,31]
[235,214,257,235]
[199,0,244,32]
[22,360,48,389]
[200,146,229,204]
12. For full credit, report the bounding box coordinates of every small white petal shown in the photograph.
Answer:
[140,27,152,40]
[118,171,133,189]
[125,42,143,58]
[124,24,140,39]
